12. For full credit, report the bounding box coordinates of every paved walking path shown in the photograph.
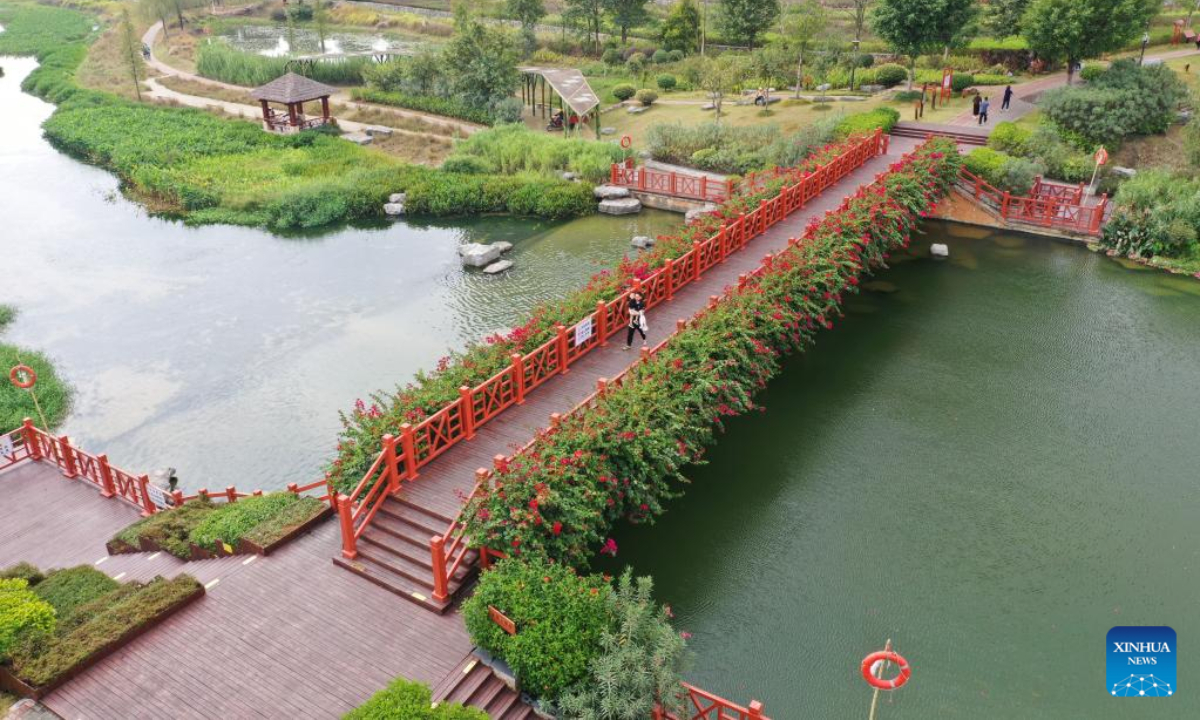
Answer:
[0,135,917,718]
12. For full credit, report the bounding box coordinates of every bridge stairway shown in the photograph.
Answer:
[891,121,988,146]
[432,653,536,720]
[332,495,478,614]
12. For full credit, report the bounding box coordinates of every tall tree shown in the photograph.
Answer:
[604,0,650,44]
[314,0,328,52]
[1022,0,1158,84]
[872,0,977,89]
[505,0,545,54]
[717,0,780,49]
[773,0,827,97]
[845,0,871,89]
[119,8,144,101]
[564,0,605,53]
[446,6,521,107]
[699,54,747,119]
[660,0,701,53]
[982,0,1029,37]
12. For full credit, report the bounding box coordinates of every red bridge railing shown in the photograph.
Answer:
[657,683,769,720]
[609,161,733,203]
[2,419,334,516]
[958,168,1109,235]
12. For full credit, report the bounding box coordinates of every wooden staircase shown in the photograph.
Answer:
[332,496,478,614]
[891,121,988,146]
[432,653,537,719]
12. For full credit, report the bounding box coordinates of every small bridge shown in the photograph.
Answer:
[608,160,733,204]
[955,168,1110,237]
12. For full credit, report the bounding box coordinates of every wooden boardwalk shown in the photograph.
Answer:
[0,136,916,718]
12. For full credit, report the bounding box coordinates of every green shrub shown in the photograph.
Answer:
[189,493,303,548]
[964,146,1008,181]
[612,84,637,101]
[1102,170,1200,258]
[874,63,908,88]
[33,567,119,622]
[1041,60,1187,147]
[113,499,216,559]
[602,48,623,66]
[558,570,690,719]
[344,677,487,720]
[462,558,612,699]
[9,575,201,687]
[635,89,658,106]
[987,121,1033,155]
[950,73,975,92]
[444,123,623,183]
[667,50,685,62]
[893,90,923,102]
[491,97,525,124]
[652,49,670,64]
[1079,64,1105,83]
[0,579,56,661]
[656,73,677,90]
[0,563,44,587]
[0,305,14,333]
[834,107,900,138]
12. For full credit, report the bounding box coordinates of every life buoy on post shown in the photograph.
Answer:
[861,650,911,690]
[9,364,36,390]
[620,135,632,149]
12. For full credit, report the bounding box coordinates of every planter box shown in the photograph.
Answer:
[0,582,206,700]
[108,504,332,562]
[245,505,333,556]
[105,538,139,556]
[188,542,214,560]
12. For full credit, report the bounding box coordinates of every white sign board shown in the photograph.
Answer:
[146,483,170,508]
[574,317,594,346]
[0,435,14,462]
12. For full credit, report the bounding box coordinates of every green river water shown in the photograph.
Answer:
[608,223,1200,719]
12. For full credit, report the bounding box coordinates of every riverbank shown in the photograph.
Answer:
[0,306,70,432]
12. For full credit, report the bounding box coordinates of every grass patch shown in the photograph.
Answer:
[0,305,14,333]
[155,74,255,105]
[189,492,319,548]
[113,499,216,558]
[345,677,487,720]
[0,344,71,432]
[196,42,369,86]
[75,22,146,101]
[31,567,119,624]
[241,497,328,548]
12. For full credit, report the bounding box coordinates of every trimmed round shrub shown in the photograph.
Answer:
[0,578,56,661]
[612,84,637,101]
[1079,64,1105,83]
[602,48,622,66]
[987,121,1032,155]
[635,89,658,106]
[874,63,908,88]
[667,49,685,62]
[854,53,875,68]
[893,90,923,102]
[652,49,670,64]
[950,73,975,92]
[656,73,677,90]
[462,558,612,699]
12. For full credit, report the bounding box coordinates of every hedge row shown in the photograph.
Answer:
[327,137,873,492]
[461,139,962,564]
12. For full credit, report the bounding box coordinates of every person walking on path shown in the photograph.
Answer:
[1001,85,1013,111]
[978,96,990,125]
[972,94,981,117]
[624,291,648,349]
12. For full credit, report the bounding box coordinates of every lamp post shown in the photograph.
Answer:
[1140,31,1150,65]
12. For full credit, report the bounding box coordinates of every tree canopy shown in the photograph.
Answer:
[717,0,781,49]
[446,7,521,108]
[660,0,701,53]
[505,0,546,53]
[604,0,650,44]
[871,0,977,88]
[1022,0,1158,83]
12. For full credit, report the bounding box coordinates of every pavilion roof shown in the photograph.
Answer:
[250,73,337,104]
[519,66,600,116]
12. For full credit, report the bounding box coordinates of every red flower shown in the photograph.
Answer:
[552,521,563,535]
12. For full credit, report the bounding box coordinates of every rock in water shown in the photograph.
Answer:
[598,198,642,215]
[594,185,631,200]
[483,260,513,274]
[930,243,949,258]
[459,243,504,267]
[388,193,407,204]
[631,235,655,249]
[492,241,514,254]
[383,203,405,216]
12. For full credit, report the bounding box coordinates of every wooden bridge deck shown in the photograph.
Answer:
[0,135,916,718]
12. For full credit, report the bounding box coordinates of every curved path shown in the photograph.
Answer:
[140,20,484,137]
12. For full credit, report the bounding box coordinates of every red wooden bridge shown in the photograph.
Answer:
[0,128,919,719]
[956,168,1110,236]
[609,160,733,203]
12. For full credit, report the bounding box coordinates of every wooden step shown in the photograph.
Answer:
[432,653,537,719]
[332,552,452,613]
[444,663,493,706]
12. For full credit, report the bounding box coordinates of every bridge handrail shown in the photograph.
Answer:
[957,168,1108,235]
[609,162,733,203]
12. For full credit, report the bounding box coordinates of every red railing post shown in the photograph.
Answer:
[555,324,570,375]
[97,453,116,498]
[749,700,765,719]
[669,171,677,196]
[431,535,450,603]
[664,258,675,299]
[459,386,476,440]
[400,423,419,480]
[22,418,40,461]
[738,213,747,244]
[610,163,617,184]
[719,225,728,262]
[382,433,399,493]
[1001,191,1011,218]
[225,486,237,503]
[511,353,527,403]
[700,175,708,201]
[595,301,608,346]
[172,490,184,507]
[58,435,78,479]
[138,475,157,516]
[692,240,703,280]
[337,494,357,559]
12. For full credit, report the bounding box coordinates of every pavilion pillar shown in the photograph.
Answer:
[594,107,600,140]
[288,101,298,127]
[541,75,546,118]
[259,99,271,128]
[320,96,330,121]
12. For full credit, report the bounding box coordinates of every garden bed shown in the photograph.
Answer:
[0,566,204,700]
[106,493,331,561]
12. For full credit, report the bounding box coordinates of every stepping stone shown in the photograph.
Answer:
[343,132,373,145]
[598,198,642,215]
[594,185,631,200]
[931,243,949,258]
[492,241,514,254]
[483,260,513,274]
[685,204,718,223]
[627,106,647,114]
[631,235,654,249]
[383,203,405,216]
[388,192,407,204]
[459,243,504,267]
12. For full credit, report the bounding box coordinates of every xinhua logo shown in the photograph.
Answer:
[1107,626,1176,697]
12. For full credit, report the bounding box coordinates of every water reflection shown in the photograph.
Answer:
[218,24,425,57]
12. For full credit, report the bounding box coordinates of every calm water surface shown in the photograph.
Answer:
[608,222,1200,719]
[214,24,426,57]
[0,56,678,490]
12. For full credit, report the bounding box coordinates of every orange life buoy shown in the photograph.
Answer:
[861,650,911,690]
[620,135,632,149]
[9,364,36,390]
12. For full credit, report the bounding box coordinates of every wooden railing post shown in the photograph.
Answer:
[1001,192,1011,218]
[172,490,184,507]
[382,434,399,493]
[511,353,527,403]
[430,535,450,603]
[58,435,78,479]
[400,423,419,480]
[225,486,237,503]
[700,175,708,200]
[719,225,728,262]
[138,475,157,516]
[610,163,618,184]
[97,454,116,498]
[555,324,570,375]
[595,301,609,346]
[337,494,357,559]
[22,418,40,461]
[459,386,476,440]
[748,700,765,719]
[692,240,703,280]
[664,258,675,299]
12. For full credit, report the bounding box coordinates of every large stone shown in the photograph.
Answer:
[483,260,514,274]
[561,171,578,181]
[601,127,617,135]
[388,192,407,204]
[458,243,504,267]
[627,105,647,114]
[701,103,716,111]
[493,241,514,254]
[631,235,655,249]
[930,243,949,258]
[859,84,883,93]
[1112,166,1137,179]
[685,203,718,223]
[343,132,373,145]
[594,184,631,200]
[365,126,393,137]
[383,203,405,216]
[598,197,642,215]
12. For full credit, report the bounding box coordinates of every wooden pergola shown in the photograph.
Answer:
[519,66,602,139]
[250,72,337,134]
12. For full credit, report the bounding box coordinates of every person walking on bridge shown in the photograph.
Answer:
[624,291,648,350]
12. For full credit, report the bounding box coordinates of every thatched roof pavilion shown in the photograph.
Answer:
[250,72,337,134]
